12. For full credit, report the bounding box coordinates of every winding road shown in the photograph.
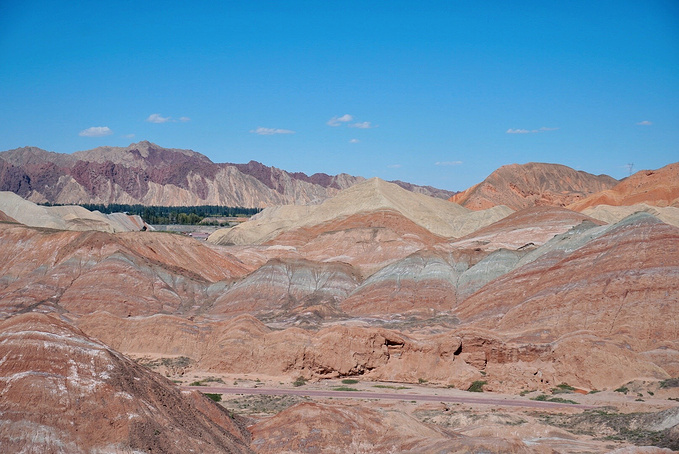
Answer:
[183,385,597,410]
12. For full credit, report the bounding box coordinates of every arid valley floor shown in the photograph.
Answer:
[1,143,678,453]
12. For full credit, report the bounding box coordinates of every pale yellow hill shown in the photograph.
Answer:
[0,191,147,232]
[209,178,513,245]
[582,203,679,228]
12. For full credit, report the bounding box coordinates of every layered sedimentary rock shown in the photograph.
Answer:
[449,162,618,210]
[582,203,679,228]
[568,162,679,211]
[209,178,512,245]
[209,258,361,320]
[0,223,251,318]
[0,141,454,207]
[456,213,679,353]
[0,312,252,453]
[450,206,604,251]
[249,402,537,454]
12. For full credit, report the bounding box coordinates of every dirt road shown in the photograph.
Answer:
[184,385,597,410]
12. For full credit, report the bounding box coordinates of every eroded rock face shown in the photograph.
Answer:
[210,258,361,320]
[0,312,252,453]
[568,162,679,211]
[456,213,679,353]
[249,402,536,454]
[0,224,252,318]
[0,142,454,207]
[450,162,618,210]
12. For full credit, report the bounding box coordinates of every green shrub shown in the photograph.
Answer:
[333,386,359,391]
[467,380,487,392]
[418,378,428,384]
[660,377,679,388]
[293,376,307,387]
[614,386,629,394]
[341,379,359,384]
[203,393,222,402]
[189,381,205,386]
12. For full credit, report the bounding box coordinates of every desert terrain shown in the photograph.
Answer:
[0,145,678,453]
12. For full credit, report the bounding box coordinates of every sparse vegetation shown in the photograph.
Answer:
[189,376,225,387]
[373,384,410,390]
[659,377,679,388]
[614,386,629,394]
[552,383,576,394]
[293,376,307,387]
[531,394,579,404]
[467,380,487,393]
[520,389,536,396]
[333,386,359,391]
[418,378,428,384]
[536,409,679,450]
[203,393,222,402]
[341,379,359,384]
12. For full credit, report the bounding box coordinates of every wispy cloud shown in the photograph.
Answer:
[250,127,295,135]
[387,164,402,169]
[349,121,376,129]
[507,126,559,134]
[179,116,191,122]
[435,161,463,166]
[79,126,113,137]
[327,114,353,126]
[636,120,652,126]
[349,138,360,143]
[123,133,136,139]
[146,113,171,123]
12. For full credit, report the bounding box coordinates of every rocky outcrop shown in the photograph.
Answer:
[0,141,455,207]
[249,402,537,453]
[450,162,618,210]
[0,312,252,453]
[568,162,679,211]
[456,213,679,353]
[0,223,251,318]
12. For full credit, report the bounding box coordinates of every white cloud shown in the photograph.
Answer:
[507,127,558,134]
[123,133,136,138]
[636,120,652,126]
[146,113,171,123]
[349,138,360,143]
[387,164,402,168]
[79,126,113,137]
[250,127,295,135]
[179,116,191,122]
[349,121,376,129]
[327,114,353,126]
[435,161,463,166]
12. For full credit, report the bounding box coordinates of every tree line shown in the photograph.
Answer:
[40,203,261,225]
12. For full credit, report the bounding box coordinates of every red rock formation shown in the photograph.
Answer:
[0,223,252,318]
[451,206,604,251]
[568,162,679,211]
[449,162,618,210]
[456,213,679,354]
[249,402,535,453]
[0,312,252,453]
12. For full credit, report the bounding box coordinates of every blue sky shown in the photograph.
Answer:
[1,1,677,191]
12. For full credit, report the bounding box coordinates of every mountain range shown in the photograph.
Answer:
[1,143,678,453]
[0,141,454,207]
